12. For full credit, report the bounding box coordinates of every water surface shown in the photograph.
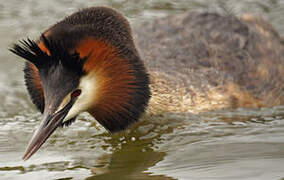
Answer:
[0,0,284,179]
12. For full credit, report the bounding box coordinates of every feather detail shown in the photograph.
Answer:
[10,35,87,76]
[74,38,150,132]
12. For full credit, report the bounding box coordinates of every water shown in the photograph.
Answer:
[1,0,284,179]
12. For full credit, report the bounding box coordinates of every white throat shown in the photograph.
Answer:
[63,73,97,122]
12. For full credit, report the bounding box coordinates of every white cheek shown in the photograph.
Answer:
[63,74,97,122]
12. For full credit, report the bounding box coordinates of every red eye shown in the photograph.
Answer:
[71,89,81,98]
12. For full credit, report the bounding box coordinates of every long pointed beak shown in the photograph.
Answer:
[23,102,73,160]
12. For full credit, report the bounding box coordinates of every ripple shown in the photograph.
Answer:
[1,0,284,179]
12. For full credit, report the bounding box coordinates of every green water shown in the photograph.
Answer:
[0,0,284,179]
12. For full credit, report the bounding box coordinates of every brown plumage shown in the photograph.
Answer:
[135,12,284,113]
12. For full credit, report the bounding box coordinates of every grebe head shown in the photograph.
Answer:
[10,7,150,160]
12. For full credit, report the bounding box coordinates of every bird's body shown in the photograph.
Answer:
[136,12,284,114]
[10,7,284,160]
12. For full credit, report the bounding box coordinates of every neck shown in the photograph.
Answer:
[74,37,150,132]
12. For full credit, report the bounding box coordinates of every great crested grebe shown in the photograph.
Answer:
[10,7,284,160]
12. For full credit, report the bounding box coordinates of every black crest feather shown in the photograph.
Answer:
[10,35,87,76]
[10,38,48,66]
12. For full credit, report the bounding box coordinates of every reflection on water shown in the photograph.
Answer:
[0,0,284,179]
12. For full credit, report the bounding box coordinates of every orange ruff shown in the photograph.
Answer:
[74,38,137,117]
[28,63,44,100]
[25,41,49,105]
[28,41,50,99]
[38,41,50,55]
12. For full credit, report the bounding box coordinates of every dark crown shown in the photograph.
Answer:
[10,35,86,76]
